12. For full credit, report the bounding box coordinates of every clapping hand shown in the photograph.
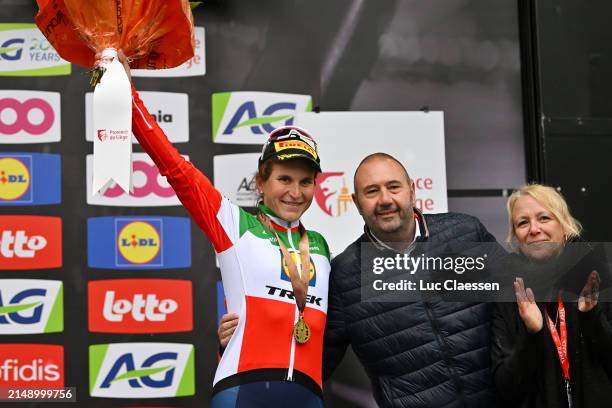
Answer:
[515,277,543,333]
[578,271,600,312]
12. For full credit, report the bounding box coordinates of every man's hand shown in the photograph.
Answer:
[515,277,543,333]
[218,313,239,348]
[579,271,600,312]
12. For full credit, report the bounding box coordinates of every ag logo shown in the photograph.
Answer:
[212,92,312,144]
[117,221,161,265]
[0,279,63,334]
[0,157,30,201]
[89,343,195,398]
[279,250,316,287]
[314,172,353,217]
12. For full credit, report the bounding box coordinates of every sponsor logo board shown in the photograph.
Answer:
[0,344,64,387]
[0,279,63,334]
[0,153,61,206]
[87,216,191,269]
[89,343,194,398]
[88,279,192,333]
[0,24,70,76]
[132,27,205,77]
[85,92,189,143]
[213,153,259,207]
[86,153,186,207]
[0,215,62,270]
[0,91,60,143]
[212,92,312,144]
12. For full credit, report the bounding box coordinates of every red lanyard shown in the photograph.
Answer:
[545,296,569,380]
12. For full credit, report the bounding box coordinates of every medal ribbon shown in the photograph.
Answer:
[545,294,572,407]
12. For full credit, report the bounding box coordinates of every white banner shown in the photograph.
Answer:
[0,90,60,143]
[86,153,188,207]
[295,112,447,255]
[213,153,260,207]
[132,27,206,77]
[86,92,189,143]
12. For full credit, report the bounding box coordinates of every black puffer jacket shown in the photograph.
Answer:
[323,211,504,408]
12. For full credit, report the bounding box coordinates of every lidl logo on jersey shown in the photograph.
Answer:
[0,215,62,270]
[89,343,195,398]
[0,279,63,334]
[85,92,189,143]
[86,153,186,207]
[87,217,191,269]
[314,172,353,218]
[279,251,317,287]
[0,24,70,76]
[88,279,192,333]
[0,344,64,388]
[0,91,61,143]
[0,153,61,206]
[212,92,312,144]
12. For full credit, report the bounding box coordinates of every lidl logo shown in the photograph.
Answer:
[0,91,61,143]
[86,153,185,207]
[87,217,191,269]
[0,153,61,206]
[0,216,62,270]
[314,172,353,217]
[0,24,70,76]
[212,92,312,144]
[279,250,317,287]
[88,279,192,333]
[0,279,63,334]
[0,344,64,387]
[89,343,194,398]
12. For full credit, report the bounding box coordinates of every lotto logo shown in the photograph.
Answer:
[88,216,191,270]
[89,343,194,398]
[86,153,185,206]
[0,216,62,270]
[88,279,192,333]
[0,279,63,334]
[0,344,64,387]
[0,153,61,206]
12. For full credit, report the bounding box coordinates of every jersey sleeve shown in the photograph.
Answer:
[131,84,239,252]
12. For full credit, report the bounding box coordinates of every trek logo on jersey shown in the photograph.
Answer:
[85,92,189,143]
[87,217,191,269]
[0,280,63,334]
[212,91,312,144]
[0,24,70,76]
[88,279,192,333]
[0,91,61,143]
[0,153,61,206]
[86,153,186,207]
[0,344,64,387]
[265,285,323,306]
[132,26,205,78]
[279,251,317,287]
[0,216,62,270]
[89,343,194,398]
[314,172,353,217]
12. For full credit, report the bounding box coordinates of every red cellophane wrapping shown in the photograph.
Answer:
[35,0,195,69]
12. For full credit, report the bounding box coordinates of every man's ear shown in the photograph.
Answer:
[352,193,362,215]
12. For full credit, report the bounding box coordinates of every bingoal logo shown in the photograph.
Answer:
[0,344,63,387]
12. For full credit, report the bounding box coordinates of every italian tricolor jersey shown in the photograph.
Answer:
[131,85,331,395]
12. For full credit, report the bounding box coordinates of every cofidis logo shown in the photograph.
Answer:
[0,153,61,206]
[86,153,185,207]
[212,92,312,144]
[0,24,70,76]
[88,279,192,333]
[0,344,64,388]
[0,91,61,143]
[0,215,62,270]
[0,279,63,335]
[89,343,194,398]
[87,217,191,269]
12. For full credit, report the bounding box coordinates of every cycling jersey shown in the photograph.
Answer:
[131,85,331,397]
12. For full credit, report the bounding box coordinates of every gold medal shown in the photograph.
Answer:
[293,314,311,344]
